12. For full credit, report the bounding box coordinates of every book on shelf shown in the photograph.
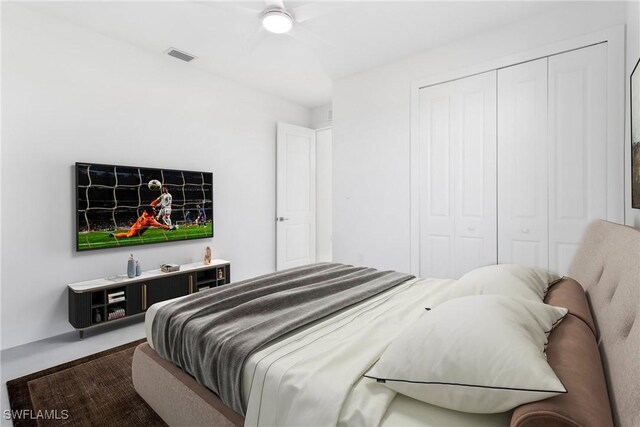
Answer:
[107,296,126,303]
[107,291,125,298]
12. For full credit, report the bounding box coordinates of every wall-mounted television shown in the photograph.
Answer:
[76,162,213,251]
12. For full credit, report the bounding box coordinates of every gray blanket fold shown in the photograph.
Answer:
[151,262,414,415]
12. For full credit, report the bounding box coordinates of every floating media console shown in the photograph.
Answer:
[68,260,230,338]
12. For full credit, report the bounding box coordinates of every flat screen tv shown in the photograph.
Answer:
[76,162,213,251]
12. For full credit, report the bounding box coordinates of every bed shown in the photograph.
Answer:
[132,220,639,427]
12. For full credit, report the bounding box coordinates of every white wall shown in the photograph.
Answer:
[626,0,640,227]
[0,4,310,350]
[311,105,333,262]
[310,103,332,129]
[333,1,631,273]
[316,128,333,262]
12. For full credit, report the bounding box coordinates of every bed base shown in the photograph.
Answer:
[132,343,243,427]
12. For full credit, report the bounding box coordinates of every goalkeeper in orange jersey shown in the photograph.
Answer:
[109,206,176,238]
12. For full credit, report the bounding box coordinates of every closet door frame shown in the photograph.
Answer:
[409,25,624,276]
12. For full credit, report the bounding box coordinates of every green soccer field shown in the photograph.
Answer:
[77,224,213,251]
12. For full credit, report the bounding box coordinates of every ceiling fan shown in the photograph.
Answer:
[227,0,345,52]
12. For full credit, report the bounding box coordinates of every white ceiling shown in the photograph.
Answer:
[21,1,569,108]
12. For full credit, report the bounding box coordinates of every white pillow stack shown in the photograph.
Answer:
[365,295,567,413]
[365,264,567,414]
[436,264,561,304]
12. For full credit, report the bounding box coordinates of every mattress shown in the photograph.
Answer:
[145,278,511,427]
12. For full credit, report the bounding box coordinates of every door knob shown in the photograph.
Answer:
[521,228,530,234]
[277,217,290,222]
[467,226,475,231]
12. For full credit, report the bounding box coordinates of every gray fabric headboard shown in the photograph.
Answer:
[568,220,640,427]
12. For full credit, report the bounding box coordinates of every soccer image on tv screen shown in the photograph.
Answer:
[76,162,213,251]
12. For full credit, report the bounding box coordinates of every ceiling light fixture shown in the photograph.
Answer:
[262,9,293,34]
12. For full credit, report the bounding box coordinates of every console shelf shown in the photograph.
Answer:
[68,259,230,338]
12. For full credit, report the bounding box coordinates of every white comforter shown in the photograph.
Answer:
[242,277,510,427]
[147,277,511,427]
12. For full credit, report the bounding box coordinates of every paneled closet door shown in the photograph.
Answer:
[419,82,455,278]
[497,58,549,270]
[453,72,497,277]
[548,44,607,276]
[419,71,497,279]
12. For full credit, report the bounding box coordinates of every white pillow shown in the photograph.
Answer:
[364,295,568,413]
[439,264,560,304]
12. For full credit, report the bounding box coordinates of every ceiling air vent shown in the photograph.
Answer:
[165,48,197,63]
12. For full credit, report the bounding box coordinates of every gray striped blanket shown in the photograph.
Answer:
[151,262,414,415]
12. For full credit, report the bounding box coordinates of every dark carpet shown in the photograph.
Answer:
[6,339,167,427]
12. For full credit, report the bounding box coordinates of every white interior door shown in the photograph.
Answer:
[497,58,549,269]
[548,44,608,275]
[276,122,316,270]
[419,71,497,279]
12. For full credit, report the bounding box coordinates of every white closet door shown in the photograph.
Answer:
[453,72,497,277]
[419,71,497,278]
[497,58,549,269]
[548,44,607,275]
[419,82,455,278]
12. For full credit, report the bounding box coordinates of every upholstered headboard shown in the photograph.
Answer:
[568,220,640,427]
